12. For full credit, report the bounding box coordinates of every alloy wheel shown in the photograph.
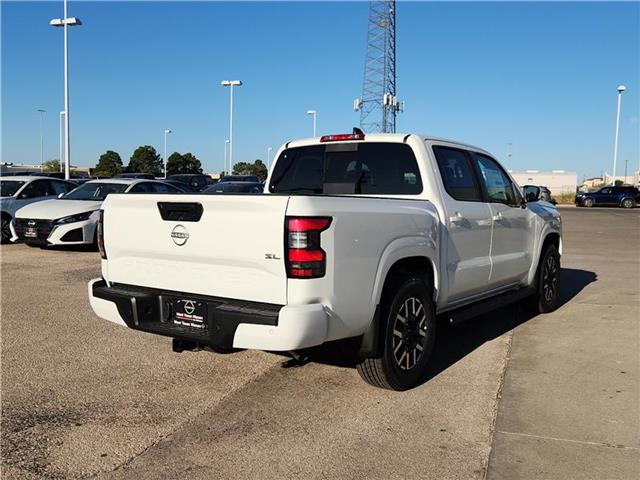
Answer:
[391,296,428,371]
[542,255,559,302]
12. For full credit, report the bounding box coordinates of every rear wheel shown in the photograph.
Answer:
[356,277,436,390]
[1,215,12,243]
[584,198,595,208]
[621,198,635,209]
[526,244,561,314]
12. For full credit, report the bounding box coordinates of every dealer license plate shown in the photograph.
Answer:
[171,298,207,330]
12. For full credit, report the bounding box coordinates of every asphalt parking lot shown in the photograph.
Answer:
[1,207,638,480]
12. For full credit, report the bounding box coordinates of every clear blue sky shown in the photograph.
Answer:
[2,1,639,180]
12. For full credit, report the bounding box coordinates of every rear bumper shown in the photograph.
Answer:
[87,278,328,351]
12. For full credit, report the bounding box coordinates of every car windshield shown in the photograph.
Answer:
[0,180,26,197]
[62,182,128,200]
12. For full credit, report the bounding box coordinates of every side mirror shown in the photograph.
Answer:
[523,185,541,202]
[18,193,29,200]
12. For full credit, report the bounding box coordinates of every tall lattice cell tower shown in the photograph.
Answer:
[354,1,404,133]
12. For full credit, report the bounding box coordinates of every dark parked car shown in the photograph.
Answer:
[113,173,155,180]
[575,186,640,208]
[218,175,260,183]
[203,182,263,194]
[166,174,210,191]
[164,180,197,192]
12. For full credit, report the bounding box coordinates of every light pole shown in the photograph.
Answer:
[163,129,171,178]
[221,80,242,173]
[267,147,273,169]
[50,0,82,180]
[59,111,65,172]
[611,84,626,185]
[307,110,317,137]
[224,139,230,175]
[37,109,46,170]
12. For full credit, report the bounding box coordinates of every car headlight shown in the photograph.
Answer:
[54,210,96,225]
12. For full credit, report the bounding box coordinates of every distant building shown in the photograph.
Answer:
[1,162,92,177]
[1,163,42,176]
[581,177,605,191]
[602,172,640,187]
[509,170,577,195]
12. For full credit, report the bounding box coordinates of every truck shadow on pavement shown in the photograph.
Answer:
[305,268,597,387]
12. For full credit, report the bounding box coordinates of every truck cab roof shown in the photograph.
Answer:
[284,132,492,157]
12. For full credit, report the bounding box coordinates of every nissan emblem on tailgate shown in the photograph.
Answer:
[171,224,189,246]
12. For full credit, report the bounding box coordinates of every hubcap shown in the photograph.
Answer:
[391,296,428,371]
[542,255,559,303]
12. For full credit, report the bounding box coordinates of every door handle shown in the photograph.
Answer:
[492,212,503,222]
[448,212,464,225]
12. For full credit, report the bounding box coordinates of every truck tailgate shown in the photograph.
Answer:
[101,194,289,305]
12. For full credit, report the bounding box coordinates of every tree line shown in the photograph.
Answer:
[93,146,203,178]
[43,146,269,180]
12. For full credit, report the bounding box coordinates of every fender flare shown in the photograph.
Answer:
[359,237,438,360]
[370,236,439,306]
[527,223,562,285]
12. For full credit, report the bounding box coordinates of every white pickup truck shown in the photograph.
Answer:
[88,132,562,390]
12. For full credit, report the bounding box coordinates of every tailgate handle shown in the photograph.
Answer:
[157,202,203,222]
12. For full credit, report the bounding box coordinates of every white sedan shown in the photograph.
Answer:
[1,176,77,242]
[12,178,183,247]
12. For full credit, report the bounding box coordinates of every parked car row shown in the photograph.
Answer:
[0,175,264,245]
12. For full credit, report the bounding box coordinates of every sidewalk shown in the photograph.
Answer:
[486,208,639,479]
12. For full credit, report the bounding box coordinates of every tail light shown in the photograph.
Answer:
[286,216,331,278]
[320,133,365,143]
[97,210,107,259]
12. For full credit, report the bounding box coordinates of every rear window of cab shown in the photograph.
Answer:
[269,142,423,195]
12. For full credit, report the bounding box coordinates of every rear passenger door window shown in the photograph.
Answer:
[472,154,518,206]
[128,182,153,193]
[151,183,180,193]
[20,179,51,199]
[432,146,482,202]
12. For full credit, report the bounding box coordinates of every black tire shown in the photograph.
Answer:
[1,215,12,243]
[621,198,635,209]
[526,244,561,314]
[584,198,595,208]
[356,277,436,390]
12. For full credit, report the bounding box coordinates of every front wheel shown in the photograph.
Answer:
[584,198,595,208]
[526,244,561,314]
[357,277,436,390]
[1,215,12,243]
